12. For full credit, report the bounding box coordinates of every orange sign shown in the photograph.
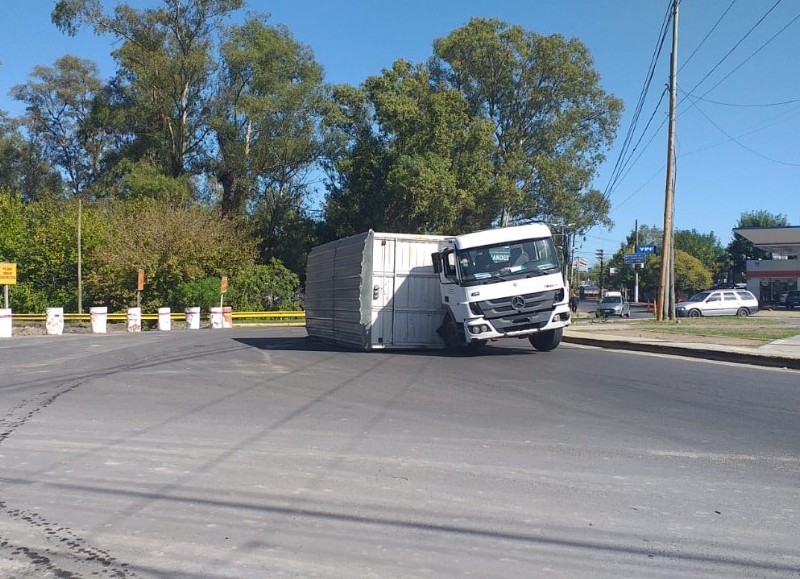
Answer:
[137,269,145,291]
[220,276,229,294]
[0,262,17,285]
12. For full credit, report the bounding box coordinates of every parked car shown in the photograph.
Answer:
[676,289,759,318]
[595,294,630,318]
[785,290,800,309]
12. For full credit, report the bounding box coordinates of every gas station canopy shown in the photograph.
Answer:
[733,226,800,256]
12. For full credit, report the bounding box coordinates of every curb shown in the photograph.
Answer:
[563,334,800,370]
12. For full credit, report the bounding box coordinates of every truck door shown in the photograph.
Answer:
[370,237,395,347]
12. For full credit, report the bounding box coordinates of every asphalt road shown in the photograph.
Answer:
[1,328,798,578]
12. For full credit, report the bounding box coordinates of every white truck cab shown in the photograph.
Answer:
[432,223,571,352]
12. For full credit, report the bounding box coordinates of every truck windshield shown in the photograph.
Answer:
[457,237,561,285]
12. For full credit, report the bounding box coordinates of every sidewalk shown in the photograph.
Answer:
[563,310,800,370]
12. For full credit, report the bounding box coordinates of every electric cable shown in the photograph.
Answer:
[680,0,737,71]
[603,0,672,200]
[693,8,800,100]
[682,0,784,97]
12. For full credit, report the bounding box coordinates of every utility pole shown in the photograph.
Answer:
[658,0,679,321]
[596,249,605,296]
[634,219,639,304]
[77,198,83,314]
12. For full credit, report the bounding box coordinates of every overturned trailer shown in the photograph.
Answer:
[305,231,446,350]
[305,224,571,353]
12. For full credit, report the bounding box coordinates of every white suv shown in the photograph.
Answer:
[676,289,759,318]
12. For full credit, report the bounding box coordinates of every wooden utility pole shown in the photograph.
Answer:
[658,0,679,321]
[77,198,83,314]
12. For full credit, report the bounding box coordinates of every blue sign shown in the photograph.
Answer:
[624,253,646,265]
[636,244,657,254]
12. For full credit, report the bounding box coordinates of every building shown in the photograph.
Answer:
[733,226,800,303]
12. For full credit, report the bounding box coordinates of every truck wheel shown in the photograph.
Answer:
[529,328,562,352]
[440,313,466,351]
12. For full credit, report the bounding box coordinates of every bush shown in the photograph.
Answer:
[174,277,222,312]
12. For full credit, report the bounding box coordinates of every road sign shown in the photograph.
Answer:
[0,262,17,285]
[624,253,646,265]
[220,276,228,294]
[137,269,145,291]
[636,244,657,254]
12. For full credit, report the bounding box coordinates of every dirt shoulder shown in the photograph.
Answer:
[568,312,800,349]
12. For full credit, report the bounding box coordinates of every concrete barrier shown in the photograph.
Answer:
[210,307,223,329]
[185,307,200,330]
[0,308,11,338]
[127,307,141,332]
[90,306,107,334]
[158,307,171,331]
[46,307,64,335]
[222,306,233,329]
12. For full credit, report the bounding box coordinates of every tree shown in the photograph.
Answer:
[11,55,107,195]
[322,60,495,235]
[212,18,326,218]
[674,229,727,284]
[53,0,244,180]
[430,18,623,229]
[727,210,790,284]
[85,198,257,310]
[0,195,106,311]
[641,251,711,298]
[0,113,64,200]
[226,260,300,311]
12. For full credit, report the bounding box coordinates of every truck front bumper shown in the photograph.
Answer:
[464,305,571,341]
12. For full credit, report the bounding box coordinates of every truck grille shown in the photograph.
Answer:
[476,290,558,333]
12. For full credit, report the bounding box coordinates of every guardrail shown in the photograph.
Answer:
[10,310,306,325]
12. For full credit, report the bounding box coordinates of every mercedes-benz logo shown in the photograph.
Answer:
[511,296,526,311]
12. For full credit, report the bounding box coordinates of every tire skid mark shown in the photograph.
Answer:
[0,336,342,577]
[0,503,135,578]
[0,379,85,444]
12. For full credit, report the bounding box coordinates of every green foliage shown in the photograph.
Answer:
[85,198,257,311]
[174,277,222,312]
[640,251,712,296]
[226,259,300,311]
[0,194,106,311]
[431,18,623,228]
[674,229,727,283]
[214,18,325,218]
[11,55,106,195]
[323,60,495,235]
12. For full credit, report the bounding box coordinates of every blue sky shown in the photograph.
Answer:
[1,0,798,265]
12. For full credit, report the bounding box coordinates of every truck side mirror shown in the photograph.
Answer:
[431,253,442,274]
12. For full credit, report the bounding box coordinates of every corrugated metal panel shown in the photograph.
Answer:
[306,232,372,349]
[306,231,446,350]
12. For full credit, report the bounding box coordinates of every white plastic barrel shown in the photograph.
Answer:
[90,306,107,334]
[46,307,64,335]
[210,307,223,329]
[0,308,11,338]
[222,306,233,329]
[127,307,141,332]
[158,307,171,331]
[185,306,200,330]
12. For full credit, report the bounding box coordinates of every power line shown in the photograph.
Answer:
[685,93,800,166]
[684,95,800,108]
[603,0,672,200]
[695,8,800,99]
[683,0,784,97]
[680,0,737,71]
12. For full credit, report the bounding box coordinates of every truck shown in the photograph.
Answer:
[304,224,571,352]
